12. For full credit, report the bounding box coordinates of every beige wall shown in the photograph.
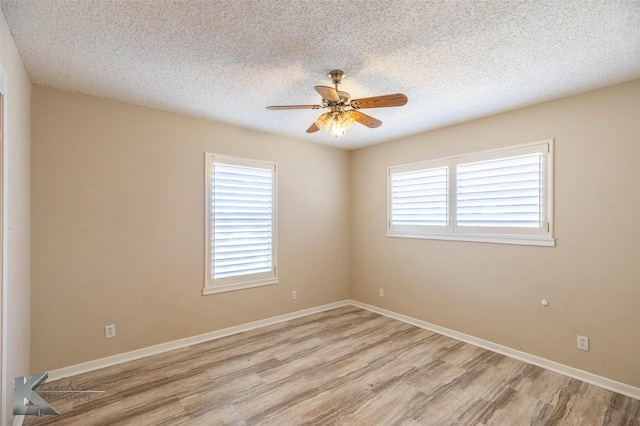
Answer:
[31,85,351,372]
[351,80,640,387]
[1,11,32,425]
[30,79,639,390]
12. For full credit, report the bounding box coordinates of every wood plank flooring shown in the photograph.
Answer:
[23,306,640,425]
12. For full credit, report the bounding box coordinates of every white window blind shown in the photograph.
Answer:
[457,154,542,228]
[390,166,448,228]
[212,163,273,278]
[387,140,554,246]
[204,154,278,295]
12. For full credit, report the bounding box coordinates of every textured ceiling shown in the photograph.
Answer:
[2,1,639,150]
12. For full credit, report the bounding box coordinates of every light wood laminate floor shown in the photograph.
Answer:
[24,306,639,425]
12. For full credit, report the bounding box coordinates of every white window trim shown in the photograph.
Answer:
[387,140,555,247]
[203,154,278,295]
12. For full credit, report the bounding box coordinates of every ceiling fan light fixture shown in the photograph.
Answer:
[329,111,355,138]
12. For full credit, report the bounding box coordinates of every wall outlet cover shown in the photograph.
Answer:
[577,335,589,351]
[105,324,116,339]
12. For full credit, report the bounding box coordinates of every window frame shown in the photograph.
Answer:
[204,153,278,295]
[387,140,555,247]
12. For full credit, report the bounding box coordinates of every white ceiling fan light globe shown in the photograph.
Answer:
[341,113,355,131]
[315,113,332,131]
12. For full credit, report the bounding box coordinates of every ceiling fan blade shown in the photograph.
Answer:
[306,122,320,133]
[347,110,382,128]
[266,105,322,110]
[314,86,340,102]
[350,93,408,109]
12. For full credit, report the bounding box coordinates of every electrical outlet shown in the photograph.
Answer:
[379,288,384,298]
[291,291,297,300]
[105,324,116,339]
[577,335,589,351]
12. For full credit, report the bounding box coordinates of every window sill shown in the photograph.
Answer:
[387,232,555,247]
[203,277,279,295]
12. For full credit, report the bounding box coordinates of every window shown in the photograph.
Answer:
[389,161,450,234]
[388,140,554,246]
[204,154,278,295]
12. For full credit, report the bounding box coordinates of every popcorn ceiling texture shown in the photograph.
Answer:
[2,0,639,149]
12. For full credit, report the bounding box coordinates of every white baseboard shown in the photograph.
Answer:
[47,300,349,381]
[349,300,640,401]
[45,298,639,401]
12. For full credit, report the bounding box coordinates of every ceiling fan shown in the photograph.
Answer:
[266,70,408,138]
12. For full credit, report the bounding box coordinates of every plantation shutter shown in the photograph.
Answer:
[390,167,448,227]
[211,162,274,279]
[456,154,542,228]
[387,141,552,245]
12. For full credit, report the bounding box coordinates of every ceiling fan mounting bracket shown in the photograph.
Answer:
[328,70,345,85]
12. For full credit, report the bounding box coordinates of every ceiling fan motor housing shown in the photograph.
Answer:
[337,91,351,104]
